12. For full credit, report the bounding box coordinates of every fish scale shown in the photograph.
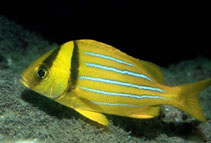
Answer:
[77,44,165,107]
[21,39,211,125]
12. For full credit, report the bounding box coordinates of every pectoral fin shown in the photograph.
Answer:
[75,109,109,125]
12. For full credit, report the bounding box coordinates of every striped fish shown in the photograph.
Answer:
[21,39,211,125]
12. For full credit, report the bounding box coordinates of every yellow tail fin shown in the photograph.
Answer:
[174,78,211,122]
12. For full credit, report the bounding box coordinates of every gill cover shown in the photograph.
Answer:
[21,41,75,99]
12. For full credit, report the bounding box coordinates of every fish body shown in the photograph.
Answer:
[21,40,211,125]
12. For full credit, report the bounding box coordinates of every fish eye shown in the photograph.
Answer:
[35,65,49,80]
[37,69,46,78]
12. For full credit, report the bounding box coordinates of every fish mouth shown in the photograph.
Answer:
[20,76,29,88]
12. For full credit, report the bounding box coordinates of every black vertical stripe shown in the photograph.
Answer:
[43,46,61,68]
[31,46,61,88]
[70,41,79,88]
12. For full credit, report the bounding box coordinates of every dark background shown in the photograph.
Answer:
[1,1,210,67]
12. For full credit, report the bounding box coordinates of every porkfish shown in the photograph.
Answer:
[21,40,211,125]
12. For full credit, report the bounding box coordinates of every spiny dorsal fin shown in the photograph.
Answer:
[77,39,164,83]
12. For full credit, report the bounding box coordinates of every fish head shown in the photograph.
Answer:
[21,47,69,99]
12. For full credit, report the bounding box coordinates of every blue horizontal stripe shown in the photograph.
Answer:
[84,62,153,82]
[79,76,164,93]
[84,52,134,67]
[78,86,166,100]
[90,101,139,107]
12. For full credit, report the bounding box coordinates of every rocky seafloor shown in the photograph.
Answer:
[0,16,211,143]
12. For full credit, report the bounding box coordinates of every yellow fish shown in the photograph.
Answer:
[21,39,211,125]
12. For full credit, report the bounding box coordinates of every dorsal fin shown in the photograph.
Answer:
[136,60,164,83]
[77,39,164,83]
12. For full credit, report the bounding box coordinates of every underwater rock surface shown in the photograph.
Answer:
[0,16,211,143]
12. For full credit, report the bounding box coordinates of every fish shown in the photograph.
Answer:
[21,39,211,125]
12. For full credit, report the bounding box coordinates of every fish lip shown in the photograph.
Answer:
[20,75,29,88]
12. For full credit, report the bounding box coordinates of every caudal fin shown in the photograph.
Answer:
[174,78,211,122]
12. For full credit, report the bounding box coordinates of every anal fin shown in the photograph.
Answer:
[75,108,109,125]
[129,106,160,119]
